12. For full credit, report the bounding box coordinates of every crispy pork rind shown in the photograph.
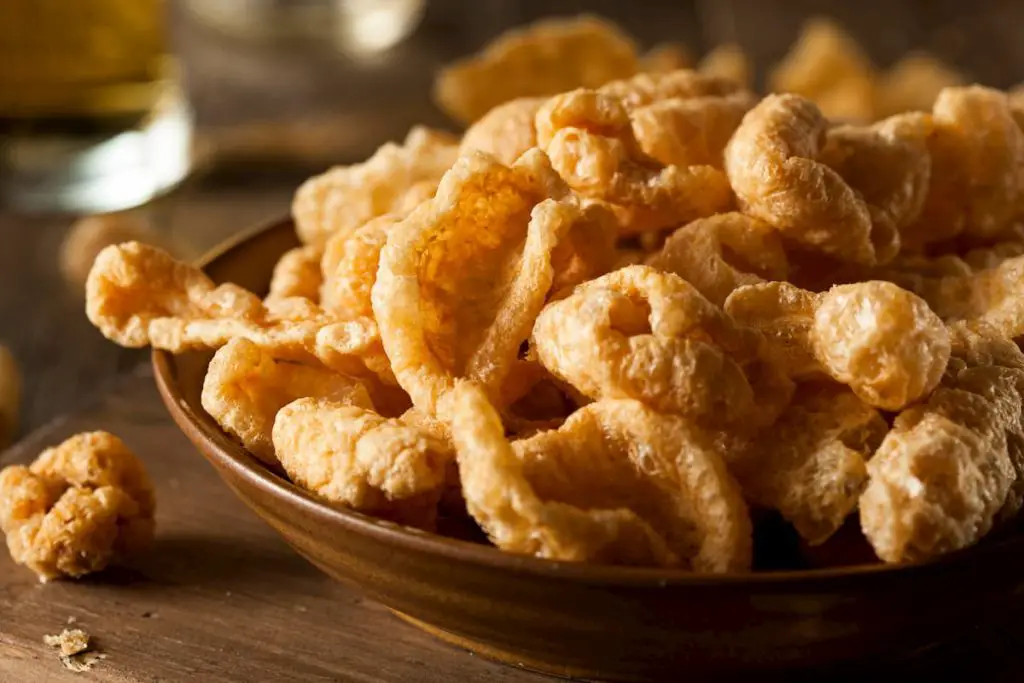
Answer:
[458,96,546,165]
[272,397,454,529]
[267,245,323,302]
[698,44,752,89]
[201,338,374,465]
[768,18,876,122]
[292,126,458,247]
[819,112,932,259]
[725,383,888,545]
[0,432,155,581]
[646,212,789,306]
[532,265,791,429]
[433,15,640,125]
[85,241,391,383]
[597,69,742,110]
[450,383,752,571]
[724,93,897,265]
[725,280,950,410]
[640,43,693,74]
[372,150,616,418]
[859,326,1024,563]
[902,86,1024,250]
[536,88,733,235]
[874,53,964,119]
[320,215,397,317]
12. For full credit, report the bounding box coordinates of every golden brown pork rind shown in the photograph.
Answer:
[292,127,458,247]
[433,15,640,124]
[272,397,454,530]
[859,326,1024,563]
[536,88,733,236]
[201,338,374,465]
[267,245,323,303]
[372,150,616,418]
[0,432,155,581]
[320,215,397,318]
[725,280,950,410]
[458,97,546,165]
[450,383,752,571]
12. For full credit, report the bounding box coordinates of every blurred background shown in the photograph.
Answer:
[1,0,1023,440]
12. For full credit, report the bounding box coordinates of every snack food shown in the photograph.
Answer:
[267,245,323,302]
[372,150,616,418]
[292,126,458,247]
[450,383,752,571]
[458,97,546,165]
[698,44,751,88]
[0,432,155,581]
[433,15,640,124]
[725,280,950,410]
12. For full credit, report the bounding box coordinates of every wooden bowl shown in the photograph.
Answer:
[154,217,1024,681]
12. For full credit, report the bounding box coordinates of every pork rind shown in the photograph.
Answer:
[201,338,374,465]
[320,215,397,317]
[536,88,733,235]
[768,18,876,122]
[640,43,693,74]
[372,150,616,418]
[913,255,1024,342]
[698,44,751,89]
[450,383,752,571]
[598,69,741,110]
[458,97,546,165]
[725,383,888,545]
[820,112,932,261]
[725,280,950,410]
[433,15,640,125]
[292,126,458,247]
[874,53,964,118]
[724,93,895,265]
[272,397,454,529]
[86,242,391,382]
[859,327,1024,563]
[0,431,155,581]
[267,245,323,302]
[902,86,1024,250]
[646,212,789,306]
[532,265,790,429]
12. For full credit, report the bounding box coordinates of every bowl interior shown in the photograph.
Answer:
[153,216,1024,589]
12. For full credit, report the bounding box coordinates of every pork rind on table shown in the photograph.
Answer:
[0,432,155,581]
[450,383,752,571]
[292,126,458,247]
[372,149,617,418]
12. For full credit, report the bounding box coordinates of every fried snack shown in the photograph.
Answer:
[769,17,876,122]
[917,255,1024,342]
[0,344,21,448]
[725,383,888,545]
[725,93,892,265]
[320,215,397,317]
[536,88,733,235]
[292,126,458,247]
[201,338,374,465]
[373,150,616,417]
[272,397,454,529]
[820,113,931,261]
[450,383,752,571]
[598,69,742,110]
[433,15,640,124]
[86,241,391,382]
[903,86,1024,250]
[267,245,323,302]
[458,97,546,164]
[698,43,751,88]
[725,281,950,410]
[532,265,787,429]
[60,211,180,291]
[859,327,1024,563]
[640,43,693,73]
[629,91,755,170]
[874,53,964,118]
[646,212,788,306]
[0,432,155,581]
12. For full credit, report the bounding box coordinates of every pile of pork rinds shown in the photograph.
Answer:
[80,15,1024,574]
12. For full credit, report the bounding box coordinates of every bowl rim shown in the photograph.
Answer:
[152,215,1022,588]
